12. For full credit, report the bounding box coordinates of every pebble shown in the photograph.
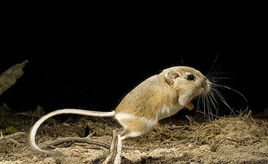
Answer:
[178,152,187,158]
[72,151,81,157]
[134,150,142,154]
[62,123,70,126]
[187,143,194,149]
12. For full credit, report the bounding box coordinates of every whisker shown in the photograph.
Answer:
[197,95,201,111]
[210,91,220,115]
[202,95,206,119]
[213,84,248,103]
[208,92,219,116]
[211,87,236,116]
[204,95,210,120]
[207,95,214,120]
[204,95,211,120]
[199,93,214,121]
[205,95,209,118]
[210,76,234,83]
[180,58,185,66]
[203,54,247,120]
[206,53,219,78]
[197,110,220,118]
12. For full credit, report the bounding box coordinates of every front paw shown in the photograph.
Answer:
[185,103,194,110]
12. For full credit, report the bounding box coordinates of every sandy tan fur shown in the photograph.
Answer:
[29,66,211,164]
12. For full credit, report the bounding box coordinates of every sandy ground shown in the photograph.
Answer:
[0,106,268,164]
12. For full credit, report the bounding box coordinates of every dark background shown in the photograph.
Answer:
[1,10,267,116]
[1,47,267,115]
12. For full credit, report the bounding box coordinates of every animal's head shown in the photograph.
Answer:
[162,66,211,106]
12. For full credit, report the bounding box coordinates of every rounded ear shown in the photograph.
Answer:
[164,70,180,85]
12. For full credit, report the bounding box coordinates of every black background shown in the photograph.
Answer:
[1,9,267,115]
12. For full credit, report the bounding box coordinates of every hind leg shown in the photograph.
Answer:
[113,130,143,164]
[104,129,143,164]
[103,130,118,164]
[112,114,157,163]
[103,129,134,164]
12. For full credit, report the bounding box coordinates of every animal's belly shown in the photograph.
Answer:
[157,105,183,120]
[115,113,157,136]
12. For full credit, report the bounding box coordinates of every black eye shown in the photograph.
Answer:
[187,74,195,81]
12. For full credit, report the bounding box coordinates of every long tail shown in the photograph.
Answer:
[29,109,115,156]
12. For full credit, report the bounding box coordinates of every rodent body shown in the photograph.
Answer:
[29,66,211,164]
[115,74,182,136]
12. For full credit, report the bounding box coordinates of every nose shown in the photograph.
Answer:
[202,79,212,91]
